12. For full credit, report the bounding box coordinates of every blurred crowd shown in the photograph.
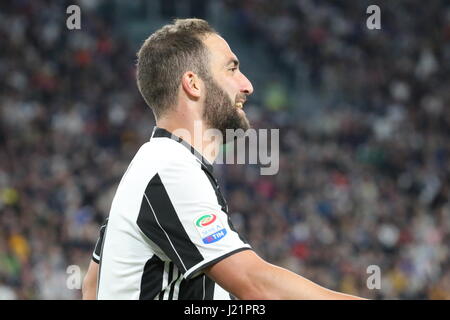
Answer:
[1,0,450,299]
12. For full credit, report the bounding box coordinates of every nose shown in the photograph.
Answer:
[240,73,254,96]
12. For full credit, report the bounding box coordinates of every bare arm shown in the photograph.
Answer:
[82,260,99,300]
[205,250,365,300]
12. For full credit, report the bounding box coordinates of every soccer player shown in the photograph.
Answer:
[83,18,365,300]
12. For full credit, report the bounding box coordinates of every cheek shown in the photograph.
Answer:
[220,76,239,96]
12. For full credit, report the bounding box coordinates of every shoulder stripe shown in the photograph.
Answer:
[137,173,204,274]
[143,194,188,272]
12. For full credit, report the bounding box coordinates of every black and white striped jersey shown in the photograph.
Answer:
[95,127,252,300]
[92,218,107,264]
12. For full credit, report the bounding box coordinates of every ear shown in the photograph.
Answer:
[181,71,202,99]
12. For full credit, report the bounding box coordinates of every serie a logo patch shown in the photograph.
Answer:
[194,213,227,244]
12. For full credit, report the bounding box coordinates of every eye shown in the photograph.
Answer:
[230,67,237,72]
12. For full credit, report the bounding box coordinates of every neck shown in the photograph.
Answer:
[156,118,222,164]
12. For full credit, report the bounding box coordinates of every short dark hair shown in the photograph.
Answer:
[136,18,217,119]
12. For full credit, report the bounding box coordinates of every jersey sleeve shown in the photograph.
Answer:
[136,159,252,280]
[92,218,108,263]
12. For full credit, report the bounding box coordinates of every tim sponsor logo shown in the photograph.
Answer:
[202,229,227,244]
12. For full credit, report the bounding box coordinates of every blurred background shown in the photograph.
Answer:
[1,0,450,299]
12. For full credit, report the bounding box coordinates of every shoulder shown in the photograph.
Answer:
[139,138,200,170]
[136,138,211,189]
[124,138,198,182]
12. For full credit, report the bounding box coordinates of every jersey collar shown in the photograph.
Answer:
[150,126,214,173]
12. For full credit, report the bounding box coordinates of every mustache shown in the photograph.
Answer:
[235,94,247,104]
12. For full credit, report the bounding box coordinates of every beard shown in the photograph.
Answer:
[202,76,250,140]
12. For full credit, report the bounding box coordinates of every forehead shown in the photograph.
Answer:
[203,34,237,67]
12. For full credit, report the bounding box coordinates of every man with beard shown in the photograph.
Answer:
[82,18,364,300]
